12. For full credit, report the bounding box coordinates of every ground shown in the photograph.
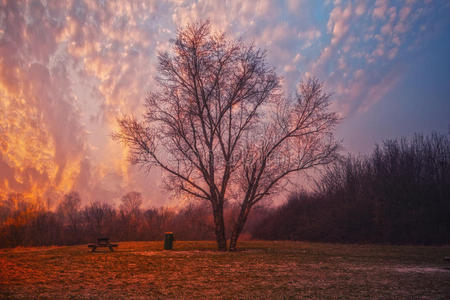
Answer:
[0,241,449,299]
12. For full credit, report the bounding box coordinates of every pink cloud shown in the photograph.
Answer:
[358,68,402,113]
[372,0,389,19]
[355,3,366,16]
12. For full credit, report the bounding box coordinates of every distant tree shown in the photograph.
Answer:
[27,211,61,246]
[173,203,215,240]
[117,192,143,241]
[57,191,82,243]
[83,201,115,240]
[115,21,339,251]
[142,207,178,240]
[253,133,450,245]
[120,191,143,216]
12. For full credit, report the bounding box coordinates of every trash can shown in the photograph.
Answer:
[164,232,174,250]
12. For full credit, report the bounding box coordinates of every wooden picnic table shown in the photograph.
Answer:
[88,238,118,252]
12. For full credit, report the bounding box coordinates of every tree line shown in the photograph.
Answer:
[252,133,450,245]
[1,133,448,247]
[0,191,268,248]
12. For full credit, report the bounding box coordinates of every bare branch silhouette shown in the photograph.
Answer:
[114,21,339,251]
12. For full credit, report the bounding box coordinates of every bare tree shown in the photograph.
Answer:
[115,21,339,251]
[120,191,143,216]
[119,191,144,241]
[57,191,81,237]
[83,201,114,239]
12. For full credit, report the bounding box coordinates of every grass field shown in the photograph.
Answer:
[1,241,449,299]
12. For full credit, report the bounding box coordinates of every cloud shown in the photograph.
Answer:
[355,3,366,16]
[298,28,322,41]
[372,0,389,19]
[1,0,448,206]
[328,3,352,45]
[357,67,403,114]
[0,1,85,203]
[311,1,353,78]
[0,0,164,206]
[287,0,304,12]
[399,5,411,21]
[309,0,448,121]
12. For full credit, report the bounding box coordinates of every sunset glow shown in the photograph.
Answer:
[1,0,449,207]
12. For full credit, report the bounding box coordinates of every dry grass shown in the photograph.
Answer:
[1,241,449,299]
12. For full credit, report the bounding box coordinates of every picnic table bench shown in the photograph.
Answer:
[88,238,118,252]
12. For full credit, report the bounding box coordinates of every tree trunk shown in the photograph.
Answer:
[229,204,250,251]
[212,202,227,251]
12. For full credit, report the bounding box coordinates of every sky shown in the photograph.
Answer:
[1,0,449,208]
